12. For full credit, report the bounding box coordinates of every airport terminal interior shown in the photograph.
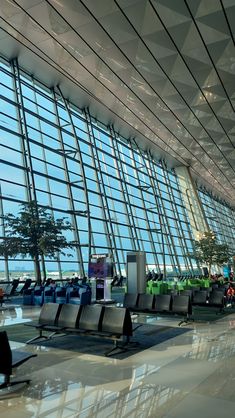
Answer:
[1,0,235,417]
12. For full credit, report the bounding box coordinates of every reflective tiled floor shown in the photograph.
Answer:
[1,304,235,418]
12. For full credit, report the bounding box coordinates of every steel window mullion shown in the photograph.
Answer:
[11,58,42,280]
[11,59,35,203]
[199,189,235,252]
[143,151,172,277]
[56,89,95,272]
[83,118,113,259]
[32,84,63,279]
[87,113,120,271]
[31,84,53,200]
[0,184,9,279]
[101,164,126,271]
[84,108,121,275]
[129,141,159,270]
[148,155,179,276]
[162,164,188,271]
[110,126,139,253]
[52,89,85,277]
[163,164,193,274]
[129,141,161,272]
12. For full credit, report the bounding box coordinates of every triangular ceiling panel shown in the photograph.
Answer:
[196,21,230,45]
[194,1,223,18]
[167,21,194,50]
[151,2,191,28]
[206,38,232,65]
[196,10,230,35]
[0,0,234,205]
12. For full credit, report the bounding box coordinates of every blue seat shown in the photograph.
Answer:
[33,286,44,306]
[68,285,91,305]
[55,286,67,304]
[66,286,75,303]
[23,288,34,305]
[79,285,91,305]
[68,287,80,305]
[43,286,55,303]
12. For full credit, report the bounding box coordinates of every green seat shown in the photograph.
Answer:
[151,285,160,295]
[201,279,210,288]
[146,280,153,294]
[176,283,184,291]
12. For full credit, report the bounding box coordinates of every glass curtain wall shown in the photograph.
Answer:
[0,56,197,278]
[198,188,235,252]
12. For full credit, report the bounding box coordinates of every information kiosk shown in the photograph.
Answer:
[88,253,114,303]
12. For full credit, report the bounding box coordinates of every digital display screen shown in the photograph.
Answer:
[88,255,113,278]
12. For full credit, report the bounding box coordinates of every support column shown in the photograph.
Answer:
[175,166,209,239]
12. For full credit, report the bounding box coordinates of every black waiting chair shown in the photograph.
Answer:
[25,302,62,343]
[101,306,132,337]
[208,291,225,313]
[192,290,208,306]
[166,289,178,296]
[152,294,172,313]
[200,287,212,297]
[180,289,193,299]
[43,303,81,334]
[172,295,192,326]
[10,279,20,295]
[77,304,104,332]
[211,287,226,295]
[1,284,13,301]
[0,331,37,390]
[101,306,133,356]
[123,293,139,310]
[19,279,32,294]
[134,294,154,312]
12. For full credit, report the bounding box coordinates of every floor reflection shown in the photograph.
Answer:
[1,304,235,417]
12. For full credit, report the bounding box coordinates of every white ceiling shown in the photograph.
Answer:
[1,0,235,205]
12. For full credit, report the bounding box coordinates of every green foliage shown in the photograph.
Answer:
[193,231,232,277]
[0,201,74,282]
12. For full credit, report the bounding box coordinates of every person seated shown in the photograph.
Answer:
[45,278,52,286]
[0,287,4,306]
[49,279,56,288]
[226,284,235,306]
[111,275,119,286]
[147,271,153,281]
[81,276,87,284]
[66,278,74,287]
[117,275,124,286]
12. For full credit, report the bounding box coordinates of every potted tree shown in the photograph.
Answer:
[0,201,74,284]
[193,231,232,280]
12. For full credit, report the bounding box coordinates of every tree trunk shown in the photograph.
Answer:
[57,254,63,281]
[41,256,47,284]
[208,263,211,280]
[34,256,41,285]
